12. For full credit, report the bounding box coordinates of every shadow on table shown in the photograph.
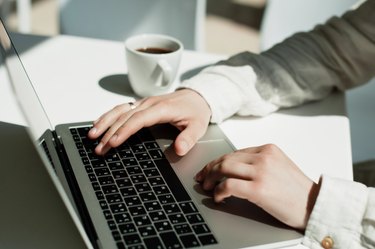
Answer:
[98,64,212,97]
[98,74,137,98]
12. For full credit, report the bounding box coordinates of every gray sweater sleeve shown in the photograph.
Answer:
[217,0,375,108]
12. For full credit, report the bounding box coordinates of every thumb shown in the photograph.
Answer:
[174,123,206,156]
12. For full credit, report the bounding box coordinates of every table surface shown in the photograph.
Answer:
[0,33,353,249]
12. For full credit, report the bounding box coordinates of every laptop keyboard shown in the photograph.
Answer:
[70,126,218,249]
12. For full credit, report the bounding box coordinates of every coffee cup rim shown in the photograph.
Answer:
[125,33,183,56]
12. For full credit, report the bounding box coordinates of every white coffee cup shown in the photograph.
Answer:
[125,34,183,97]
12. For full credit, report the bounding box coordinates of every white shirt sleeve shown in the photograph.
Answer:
[179,65,278,123]
[180,1,374,124]
[303,175,375,248]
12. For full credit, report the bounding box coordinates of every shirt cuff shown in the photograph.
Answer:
[302,175,368,248]
[179,65,278,123]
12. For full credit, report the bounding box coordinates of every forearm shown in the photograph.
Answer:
[220,0,375,108]
[180,1,375,123]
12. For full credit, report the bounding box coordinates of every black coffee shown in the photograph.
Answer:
[137,47,174,54]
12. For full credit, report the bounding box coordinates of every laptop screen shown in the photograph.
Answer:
[0,18,53,140]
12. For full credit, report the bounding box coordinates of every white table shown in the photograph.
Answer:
[0,33,353,249]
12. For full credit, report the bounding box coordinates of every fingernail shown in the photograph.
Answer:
[179,140,189,154]
[89,127,97,135]
[96,142,103,151]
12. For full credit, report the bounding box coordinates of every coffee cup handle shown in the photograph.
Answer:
[157,59,172,87]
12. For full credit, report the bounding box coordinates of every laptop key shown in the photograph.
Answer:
[186,213,204,224]
[106,193,122,204]
[99,200,108,210]
[123,233,142,245]
[144,201,162,212]
[192,224,211,235]
[102,184,119,194]
[95,190,105,200]
[118,223,137,234]
[134,182,151,192]
[107,220,117,231]
[131,175,147,184]
[128,245,145,249]
[129,205,146,216]
[91,160,106,168]
[153,185,169,195]
[112,231,122,241]
[138,225,156,237]
[133,215,151,227]
[116,242,126,249]
[124,196,141,206]
[144,141,159,150]
[168,213,187,224]
[114,213,131,224]
[154,220,172,232]
[108,161,124,171]
[126,166,142,175]
[148,149,165,160]
[94,168,110,177]
[116,178,132,188]
[158,194,175,204]
[122,157,137,167]
[198,234,218,246]
[119,186,137,197]
[85,165,93,174]
[160,231,183,249]
[103,210,112,220]
[179,202,198,214]
[131,144,146,153]
[109,203,127,214]
[143,168,160,177]
[143,236,163,249]
[139,192,157,202]
[112,169,128,179]
[118,149,133,159]
[139,160,156,170]
[163,203,180,214]
[91,181,101,191]
[174,223,192,235]
[149,210,167,222]
[98,176,115,185]
[148,176,165,186]
[180,234,200,248]
[134,152,150,161]
[88,173,97,182]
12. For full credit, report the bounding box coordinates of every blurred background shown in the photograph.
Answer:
[0,0,265,55]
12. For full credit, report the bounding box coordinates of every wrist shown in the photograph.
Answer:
[178,88,212,122]
[302,178,321,229]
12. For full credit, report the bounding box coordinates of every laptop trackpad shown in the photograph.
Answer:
[165,140,300,246]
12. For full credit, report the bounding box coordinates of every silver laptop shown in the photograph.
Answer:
[0,19,302,249]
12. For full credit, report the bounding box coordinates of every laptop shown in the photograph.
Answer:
[0,19,302,249]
